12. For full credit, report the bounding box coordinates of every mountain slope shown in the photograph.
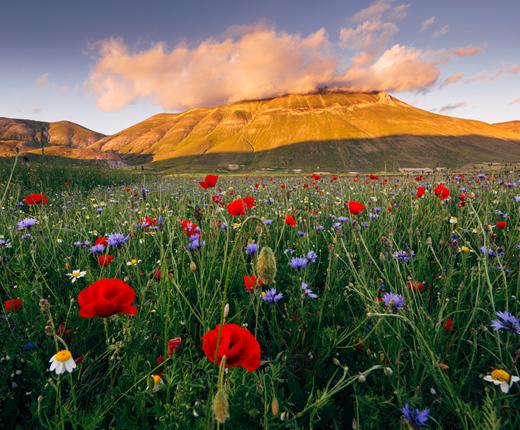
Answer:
[91,92,520,171]
[493,120,520,134]
[0,117,105,158]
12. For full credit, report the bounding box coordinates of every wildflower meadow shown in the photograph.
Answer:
[0,162,519,429]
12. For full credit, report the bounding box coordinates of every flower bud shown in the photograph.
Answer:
[189,261,197,272]
[212,388,229,424]
[271,397,279,416]
[256,246,277,285]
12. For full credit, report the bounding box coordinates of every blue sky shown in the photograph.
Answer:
[1,0,519,135]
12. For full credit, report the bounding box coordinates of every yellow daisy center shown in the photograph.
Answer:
[72,272,81,277]
[491,369,511,383]
[152,374,162,384]
[54,350,72,362]
[131,258,138,265]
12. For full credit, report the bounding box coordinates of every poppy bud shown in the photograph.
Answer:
[39,298,50,314]
[256,246,277,285]
[271,397,279,416]
[190,261,197,272]
[212,388,229,424]
[223,303,230,318]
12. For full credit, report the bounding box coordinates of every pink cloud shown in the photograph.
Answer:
[453,46,483,57]
[441,72,465,87]
[438,101,467,113]
[420,16,436,32]
[510,98,520,105]
[432,25,450,38]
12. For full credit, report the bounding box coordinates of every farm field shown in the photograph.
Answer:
[0,162,519,429]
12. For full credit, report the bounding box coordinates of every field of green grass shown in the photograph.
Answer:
[0,162,518,429]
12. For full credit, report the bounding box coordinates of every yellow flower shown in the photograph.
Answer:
[459,246,470,253]
[449,216,458,224]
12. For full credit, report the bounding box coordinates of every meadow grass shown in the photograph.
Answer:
[0,162,518,429]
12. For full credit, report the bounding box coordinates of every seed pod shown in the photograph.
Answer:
[39,298,50,314]
[256,246,277,285]
[189,261,197,272]
[212,388,229,424]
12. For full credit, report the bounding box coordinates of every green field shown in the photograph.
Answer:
[0,162,519,429]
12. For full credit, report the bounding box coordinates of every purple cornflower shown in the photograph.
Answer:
[289,257,308,269]
[369,213,379,220]
[337,216,348,223]
[17,218,37,230]
[382,293,405,310]
[141,187,149,200]
[306,250,318,263]
[74,240,90,248]
[515,195,520,203]
[245,243,259,255]
[96,208,103,214]
[20,234,32,240]
[263,219,273,225]
[297,230,306,237]
[107,232,129,247]
[491,311,520,334]
[0,239,11,248]
[260,288,283,303]
[301,282,318,299]
[314,225,325,231]
[393,250,413,263]
[401,403,430,427]
[90,244,105,254]
[332,222,342,230]
[187,234,204,251]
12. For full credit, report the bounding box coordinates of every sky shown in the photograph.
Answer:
[1,0,519,135]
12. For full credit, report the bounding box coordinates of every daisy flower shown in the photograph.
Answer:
[66,269,86,283]
[126,258,142,266]
[147,374,164,392]
[483,369,519,393]
[49,350,77,375]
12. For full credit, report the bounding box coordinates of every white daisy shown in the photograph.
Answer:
[66,270,86,283]
[483,369,519,393]
[49,350,77,375]
[147,374,164,392]
[126,258,142,266]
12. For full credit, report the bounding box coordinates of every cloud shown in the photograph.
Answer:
[88,2,475,111]
[510,98,520,105]
[453,46,482,57]
[432,25,450,38]
[36,73,49,88]
[441,72,465,87]
[438,101,467,113]
[420,16,436,32]
[466,64,520,83]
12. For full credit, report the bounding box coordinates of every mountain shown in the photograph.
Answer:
[493,120,520,134]
[0,117,106,159]
[91,91,520,172]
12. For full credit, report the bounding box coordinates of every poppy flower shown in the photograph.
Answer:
[64,181,71,187]
[227,199,245,216]
[434,183,450,200]
[496,221,507,230]
[416,186,425,198]
[168,337,182,357]
[199,174,219,189]
[182,219,200,237]
[284,215,297,227]
[78,278,137,318]
[407,280,424,292]
[243,275,262,292]
[369,174,379,180]
[311,173,320,180]
[4,298,22,312]
[243,196,256,209]
[24,193,48,205]
[95,236,108,247]
[201,323,261,372]
[348,200,365,215]
[443,318,454,332]
[98,255,113,267]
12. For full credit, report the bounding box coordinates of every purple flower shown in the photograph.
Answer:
[306,250,317,263]
[515,195,520,203]
[20,234,32,240]
[263,219,273,225]
[382,293,405,310]
[0,239,11,248]
[74,240,90,248]
[401,403,429,427]
[297,230,306,237]
[17,218,37,230]
[491,311,520,334]
[314,225,325,231]
[301,282,318,299]
[261,288,283,303]
[90,244,105,254]
[107,232,129,247]
[245,243,259,255]
[337,216,348,223]
[187,234,204,251]
[393,250,413,263]
[289,257,308,269]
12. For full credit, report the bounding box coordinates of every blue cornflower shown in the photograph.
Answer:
[297,230,306,237]
[393,250,413,263]
[22,341,38,351]
[306,250,317,263]
[332,222,342,230]
[260,288,283,303]
[107,232,129,247]
[314,225,325,231]
[74,240,90,248]
[187,234,205,251]
[515,195,520,203]
[402,403,430,427]
[382,293,405,310]
[0,239,11,248]
[337,216,348,223]
[17,218,37,230]
[90,244,105,254]
[491,311,520,334]
[369,213,379,220]
[301,282,318,299]
[289,257,308,269]
[245,243,259,255]
[20,234,32,240]
[263,219,273,225]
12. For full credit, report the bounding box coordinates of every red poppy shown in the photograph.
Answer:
[24,193,48,205]
[168,337,182,357]
[199,174,219,189]
[243,196,256,209]
[227,199,245,216]
[369,174,379,180]
[407,280,424,292]
[78,278,137,318]
[416,186,425,198]
[443,318,454,333]
[496,221,507,230]
[95,236,108,246]
[415,175,423,182]
[284,215,297,227]
[331,175,338,182]
[434,183,450,200]
[97,254,113,267]
[4,298,22,312]
[181,219,200,237]
[280,184,286,189]
[243,275,262,292]
[64,181,71,187]
[311,173,320,180]
[140,217,158,229]
[348,200,365,215]
[201,323,261,372]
